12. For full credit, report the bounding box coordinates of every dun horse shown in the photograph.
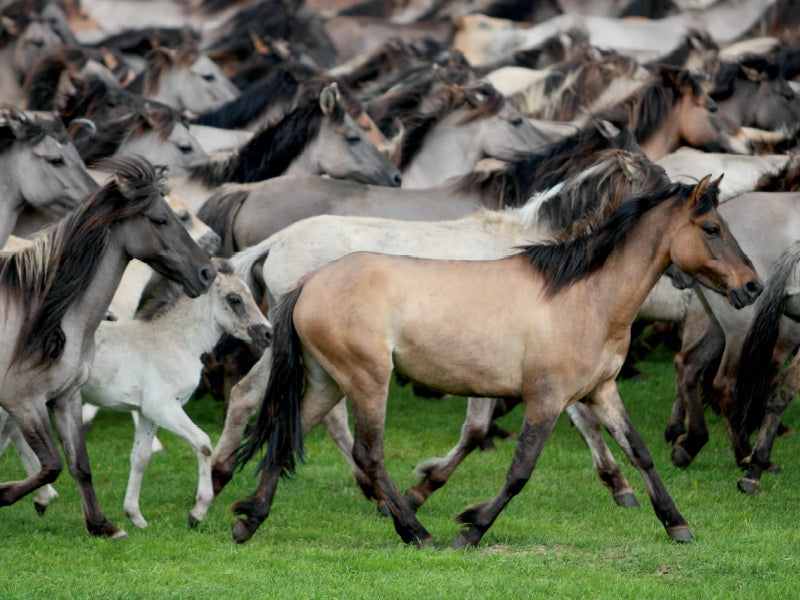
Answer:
[232,176,762,547]
[0,155,215,539]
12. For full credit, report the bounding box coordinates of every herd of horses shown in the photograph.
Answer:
[1,0,800,549]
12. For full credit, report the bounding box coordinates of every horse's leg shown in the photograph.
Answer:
[588,380,692,542]
[232,364,343,544]
[738,353,800,495]
[142,404,215,527]
[669,311,724,467]
[348,384,434,547]
[403,397,496,513]
[0,409,58,514]
[567,402,639,508]
[123,413,159,528]
[0,399,65,508]
[212,348,271,496]
[320,398,376,501]
[131,411,164,453]
[50,390,126,539]
[453,398,561,549]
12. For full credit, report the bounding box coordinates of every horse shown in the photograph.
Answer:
[179,79,402,203]
[125,43,240,115]
[211,149,670,502]
[71,258,271,529]
[196,117,642,256]
[665,191,800,470]
[229,175,762,547]
[0,155,216,539]
[0,109,97,245]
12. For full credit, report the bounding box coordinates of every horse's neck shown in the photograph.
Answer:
[402,124,483,189]
[0,153,22,247]
[137,294,223,356]
[636,105,682,161]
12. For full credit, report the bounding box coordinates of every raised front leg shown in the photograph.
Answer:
[589,380,692,543]
[212,348,271,496]
[50,390,126,539]
[453,399,560,549]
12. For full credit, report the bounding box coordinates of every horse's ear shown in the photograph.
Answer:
[319,83,339,115]
[614,152,635,180]
[690,174,713,203]
[4,109,27,139]
[712,173,724,187]
[0,16,19,37]
[154,164,170,194]
[249,31,270,55]
[593,116,621,140]
[113,170,135,199]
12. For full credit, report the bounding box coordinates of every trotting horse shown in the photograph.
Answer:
[0,155,216,539]
[231,175,762,547]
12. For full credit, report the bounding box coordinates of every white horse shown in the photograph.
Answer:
[78,258,271,529]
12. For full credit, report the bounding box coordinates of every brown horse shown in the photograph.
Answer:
[232,175,762,547]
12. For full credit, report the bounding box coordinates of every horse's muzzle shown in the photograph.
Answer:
[730,279,764,309]
[248,323,273,349]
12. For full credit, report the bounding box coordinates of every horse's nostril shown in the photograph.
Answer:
[199,265,216,288]
[393,173,402,187]
[745,279,763,299]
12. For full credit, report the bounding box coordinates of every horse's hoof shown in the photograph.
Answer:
[188,513,200,528]
[671,444,694,468]
[415,534,436,549]
[110,529,128,541]
[34,501,47,516]
[232,520,253,544]
[767,462,781,475]
[452,532,474,550]
[666,525,694,543]
[612,492,640,508]
[737,476,760,495]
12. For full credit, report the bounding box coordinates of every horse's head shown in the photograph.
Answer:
[307,83,402,187]
[665,68,754,156]
[106,156,216,298]
[669,174,762,309]
[0,109,97,213]
[208,258,272,349]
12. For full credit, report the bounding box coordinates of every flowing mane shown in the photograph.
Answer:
[0,156,165,367]
[188,78,342,186]
[519,180,718,297]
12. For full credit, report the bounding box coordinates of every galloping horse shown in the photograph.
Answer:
[0,155,215,539]
[231,176,762,547]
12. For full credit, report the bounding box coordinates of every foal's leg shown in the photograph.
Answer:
[453,398,561,549]
[588,379,692,542]
[212,348,271,496]
[403,397,497,513]
[141,403,216,527]
[50,390,126,539]
[123,413,159,528]
[738,353,800,495]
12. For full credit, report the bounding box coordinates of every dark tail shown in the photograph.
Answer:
[236,284,306,477]
[733,241,800,434]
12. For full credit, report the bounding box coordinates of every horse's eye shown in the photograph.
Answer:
[227,294,243,307]
[345,134,361,145]
[702,224,720,237]
[707,104,718,114]
[510,117,523,127]
[149,216,168,226]
[178,143,194,154]
[47,156,65,166]
[201,73,216,82]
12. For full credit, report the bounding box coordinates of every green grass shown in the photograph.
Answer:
[2,345,799,599]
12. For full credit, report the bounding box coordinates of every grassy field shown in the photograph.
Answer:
[1,345,799,599]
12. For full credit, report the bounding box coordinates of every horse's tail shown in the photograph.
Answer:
[236,283,305,477]
[196,186,249,256]
[230,237,272,305]
[733,241,800,434]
